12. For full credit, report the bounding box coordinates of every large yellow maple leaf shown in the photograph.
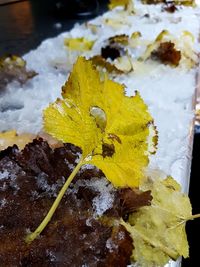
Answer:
[44,57,154,188]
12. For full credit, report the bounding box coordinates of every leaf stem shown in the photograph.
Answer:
[120,219,178,260]
[25,157,84,244]
[169,213,200,229]
[186,213,200,221]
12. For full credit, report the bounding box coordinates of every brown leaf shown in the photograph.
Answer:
[109,34,129,45]
[90,55,123,74]
[119,188,152,216]
[162,2,178,13]
[151,41,181,66]
[0,55,37,92]
[101,45,121,60]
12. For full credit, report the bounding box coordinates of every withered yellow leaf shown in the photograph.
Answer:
[122,176,192,266]
[114,55,133,73]
[44,57,154,187]
[109,0,135,13]
[64,37,95,51]
[90,55,124,74]
[108,34,129,45]
[109,0,130,9]
[0,130,35,150]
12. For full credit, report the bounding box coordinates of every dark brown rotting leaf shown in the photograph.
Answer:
[151,41,181,66]
[104,188,152,220]
[102,143,115,158]
[119,188,152,216]
[104,225,134,267]
[101,34,129,61]
[162,2,177,13]
[0,138,152,266]
[101,45,121,60]
[0,55,37,92]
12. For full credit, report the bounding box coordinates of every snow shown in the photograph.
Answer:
[0,170,9,180]
[75,176,115,216]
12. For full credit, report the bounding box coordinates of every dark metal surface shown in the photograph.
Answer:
[0,0,106,56]
[0,0,25,6]
[182,133,200,267]
[0,0,199,266]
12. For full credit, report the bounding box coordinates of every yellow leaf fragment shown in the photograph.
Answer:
[109,0,130,9]
[109,34,129,45]
[142,0,195,6]
[109,0,135,14]
[0,130,35,150]
[85,22,100,34]
[131,31,142,39]
[114,55,133,73]
[90,55,133,74]
[122,176,192,266]
[64,37,95,51]
[44,57,155,188]
[90,55,124,74]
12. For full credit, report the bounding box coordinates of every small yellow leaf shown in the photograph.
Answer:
[44,57,154,188]
[64,37,95,51]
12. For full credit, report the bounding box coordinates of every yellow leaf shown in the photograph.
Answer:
[109,0,130,9]
[108,0,135,14]
[44,57,155,188]
[64,37,95,51]
[114,55,133,73]
[122,176,192,266]
[0,130,35,150]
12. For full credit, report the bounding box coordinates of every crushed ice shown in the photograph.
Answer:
[36,172,65,197]
[75,177,115,216]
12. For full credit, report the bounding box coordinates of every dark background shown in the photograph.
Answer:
[0,0,199,266]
